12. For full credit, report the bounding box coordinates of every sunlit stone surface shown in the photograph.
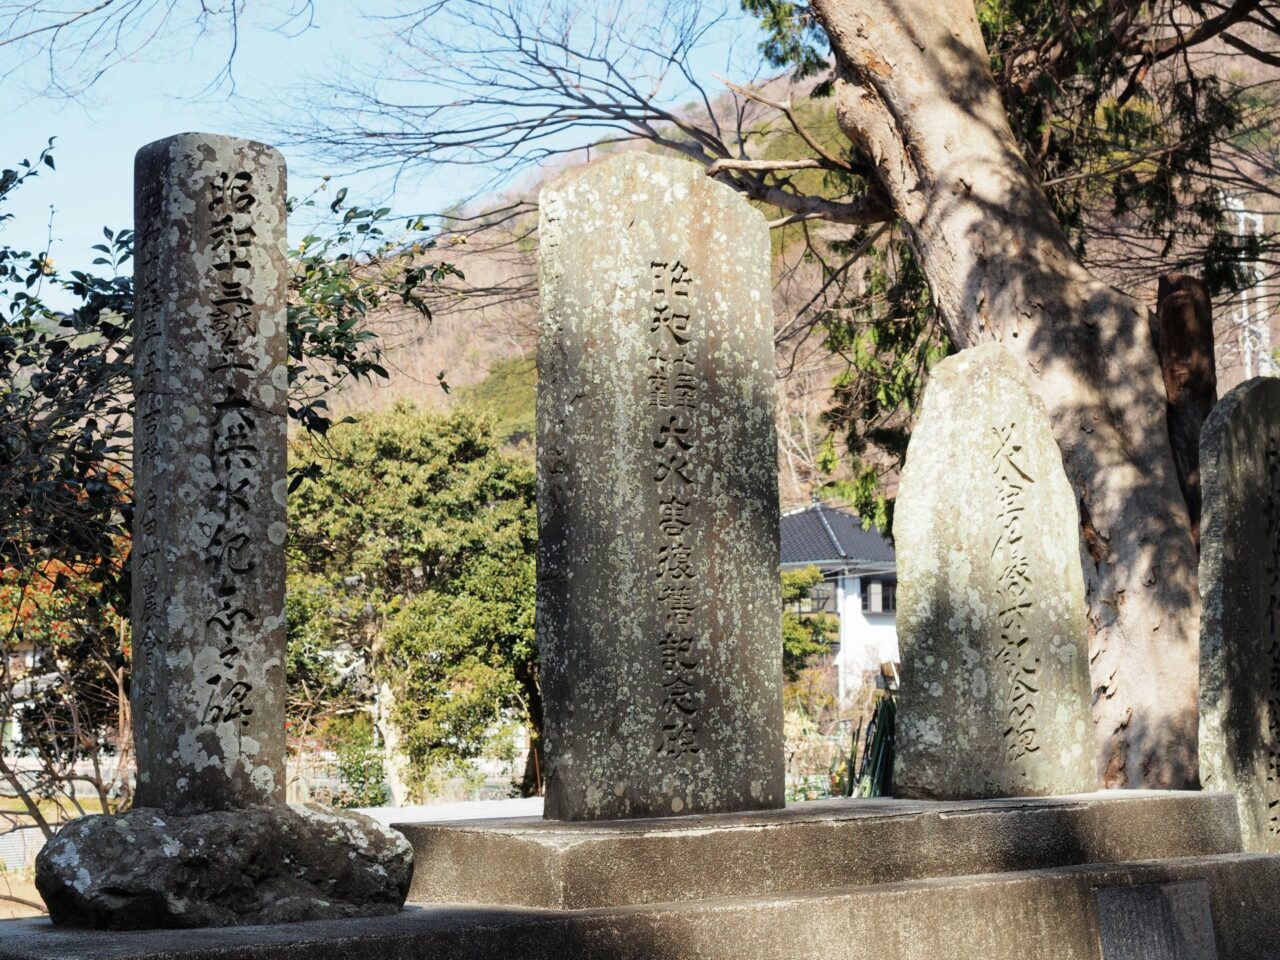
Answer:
[893,343,1096,800]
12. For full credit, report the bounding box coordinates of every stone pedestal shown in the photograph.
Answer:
[9,793,1280,959]
[397,791,1239,910]
[34,805,412,930]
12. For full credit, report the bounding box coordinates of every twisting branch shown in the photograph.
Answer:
[1222,32,1280,68]
[0,1,316,94]
[718,76,855,172]
[283,1,882,219]
[708,157,827,174]
[1116,0,1263,103]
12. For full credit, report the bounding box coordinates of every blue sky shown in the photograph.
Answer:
[1,2,764,310]
[2,6,423,307]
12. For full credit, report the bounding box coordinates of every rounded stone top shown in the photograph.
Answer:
[540,150,767,231]
[135,132,286,172]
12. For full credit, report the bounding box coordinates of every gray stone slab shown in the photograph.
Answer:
[536,152,783,821]
[399,791,1239,909]
[132,133,289,813]
[893,343,1096,799]
[1200,377,1280,853]
[1096,880,1218,959]
[3,854,1279,960]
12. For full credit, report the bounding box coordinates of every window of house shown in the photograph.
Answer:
[791,579,837,615]
[860,578,897,614]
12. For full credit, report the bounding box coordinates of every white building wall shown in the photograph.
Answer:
[835,575,900,703]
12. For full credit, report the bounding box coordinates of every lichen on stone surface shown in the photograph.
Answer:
[132,133,289,815]
[35,804,413,930]
[893,343,1096,800]
[537,152,784,821]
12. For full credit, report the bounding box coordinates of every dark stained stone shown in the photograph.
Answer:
[1199,376,1280,853]
[892,343,1096,799]
[536,152,783,820]
[131,133,289,813]
[1095,880,1218,959]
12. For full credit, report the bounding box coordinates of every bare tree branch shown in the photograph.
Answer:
[709,157,828,174]
[0,0,315,95]
[718,76,856,172]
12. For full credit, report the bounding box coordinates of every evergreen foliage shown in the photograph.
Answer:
[780,566,839,680]
[456,355,537,449]
[287,402,539,797]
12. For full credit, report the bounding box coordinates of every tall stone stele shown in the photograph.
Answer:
[131,132,289,812]
[1200,377,1280,853]
[537,152,784,821]
[35,134,411,930]
[893,343,1096,800]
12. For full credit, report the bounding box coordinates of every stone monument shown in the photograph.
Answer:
[129,130,288,812]
[537,152,784,820]
[35,133,412,929]
[892,343,1096,799]
[18,148,1280,960]
[1200,376,1280,853]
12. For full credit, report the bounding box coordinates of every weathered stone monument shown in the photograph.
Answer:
[130,131,289,812]
[19,148,1280,960]
[893,343,1096,799]
[537,152,783,820]
[1200,376,1280,853]
[34,134,411,929]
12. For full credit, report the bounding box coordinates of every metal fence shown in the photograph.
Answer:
[0,826,46,870]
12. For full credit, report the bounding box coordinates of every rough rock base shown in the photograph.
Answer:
[34,803,413,930]
[15,793,1280,958]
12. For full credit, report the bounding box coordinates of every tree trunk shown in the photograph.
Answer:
[519,727,544,797]
[1154,274,1218,550]
[376,679,413,806]
[517,669,545,797]
[812,0,1201,788]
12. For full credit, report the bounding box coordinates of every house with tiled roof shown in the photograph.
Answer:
[780,500,898,702]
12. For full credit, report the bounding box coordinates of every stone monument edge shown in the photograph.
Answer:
[1198,375,1279,796]
[135,132,288,169]
[893,339,1095,799]
[537,151,771,233]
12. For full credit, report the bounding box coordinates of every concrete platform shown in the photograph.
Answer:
[4,792,1276,959]
[1,854,1278,959]
[400,790,1241,908]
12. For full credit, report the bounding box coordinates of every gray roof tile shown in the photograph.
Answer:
[780,502,895,566]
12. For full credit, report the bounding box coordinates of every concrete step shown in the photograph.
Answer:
[2,853,1277,959]
[398,790,1243,909]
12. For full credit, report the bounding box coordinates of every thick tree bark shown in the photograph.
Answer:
[376,679,414,806]
[812,0,1201,788]
[1154,274,1218,550]
[518,668,545,797]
